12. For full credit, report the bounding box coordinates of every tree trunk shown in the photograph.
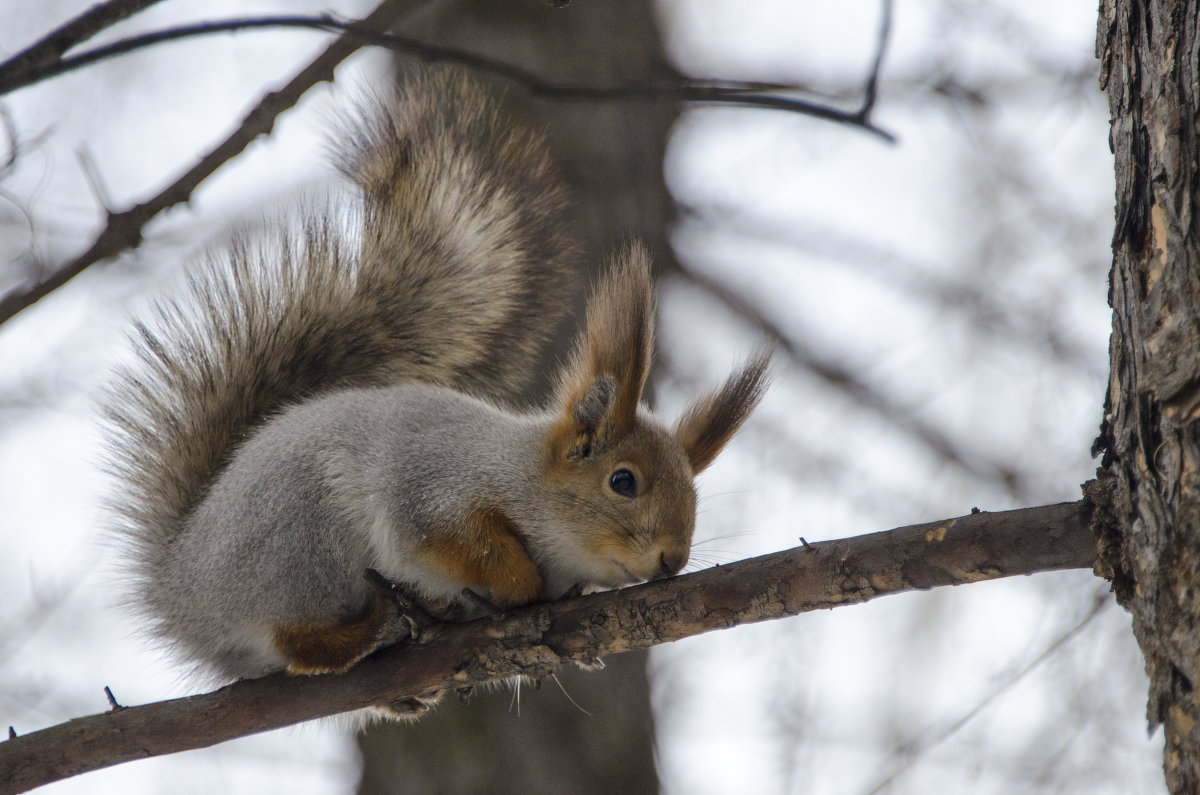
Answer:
[1094,1,1200,791]
[357,1,679,791]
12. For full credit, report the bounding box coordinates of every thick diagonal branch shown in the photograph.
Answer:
[0,501,1095,794]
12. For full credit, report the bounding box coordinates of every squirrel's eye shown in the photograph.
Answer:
[609,468,638,498]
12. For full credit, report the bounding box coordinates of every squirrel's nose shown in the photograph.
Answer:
[659,550,685,577]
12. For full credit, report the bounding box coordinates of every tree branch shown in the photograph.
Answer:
[0,1,415,328]
[853,0,893,127]
[0,0,166,88]
[0,6,894,328]
[0,501,1096,794]
[676,202,1103,379]
[0,14,896,143]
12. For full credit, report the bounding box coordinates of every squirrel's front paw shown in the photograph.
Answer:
[364,568,440,644]
[560,582,586,599]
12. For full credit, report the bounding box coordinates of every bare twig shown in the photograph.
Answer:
[0,106,18,173]
[863,592,1110,794]
[0,502,1096,794]
[0,0,166,90]
[0,14,364,95]
[0,5,894,327]
[853,0,893,125]
[0,0,415,327]
[102,687,124,712]
[75,146,114,214]
[676,203,1103,379]
[0,15,896,142]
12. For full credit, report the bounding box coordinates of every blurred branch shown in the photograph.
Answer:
[0,0,415,327]
[674,260,1034,499]
[0,501,1095,794]
[0,7,894,328]
[853,0,892,128]
[863,591,1110,794]
[678,204,1104,379]
[0,0,166,90]
[0,108,40,266]
[657,353,932,518]
[0,14,895,144]
[0,107,17,174]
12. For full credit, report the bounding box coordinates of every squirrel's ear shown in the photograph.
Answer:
[674,348,773,474]
[551,245,655,460]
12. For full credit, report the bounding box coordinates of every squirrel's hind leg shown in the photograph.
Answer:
[272,591,396,675]
[273,579,446,721]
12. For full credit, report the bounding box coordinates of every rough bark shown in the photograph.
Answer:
[0,503,1095,795]
[1094,1,1200,791]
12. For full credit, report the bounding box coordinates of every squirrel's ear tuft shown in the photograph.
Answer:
[573,375,617,431]
[551,245,655,460]
[674,348,773,474]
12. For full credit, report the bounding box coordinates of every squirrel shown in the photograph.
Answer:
[102,69,771,707]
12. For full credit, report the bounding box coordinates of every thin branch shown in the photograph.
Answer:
[0,8,893,328]
[0,15,896,142]
[0,0,415,327]
[0,0,166,88]
[75,146,114,214]
[853,0,893,125]
[0,14,359,94]
[863,591,1110,794]
[0,502,1096,794]
[676,202,1104,379]
[0,106,18,174]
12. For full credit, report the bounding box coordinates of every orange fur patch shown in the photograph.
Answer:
[273,591,388,674]
[413,506,543,608]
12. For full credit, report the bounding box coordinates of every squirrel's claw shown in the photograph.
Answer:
[363,568,439,640]
[560,582,586,599]
[460,587,504,616]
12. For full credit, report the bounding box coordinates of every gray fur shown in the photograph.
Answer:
[101,70,577,679]
[156,385,546,678]
[102,70,768,685]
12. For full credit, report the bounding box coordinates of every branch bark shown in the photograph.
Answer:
[0,501,1096,794]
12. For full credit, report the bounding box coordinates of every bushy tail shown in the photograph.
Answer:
[103,69,577,574]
